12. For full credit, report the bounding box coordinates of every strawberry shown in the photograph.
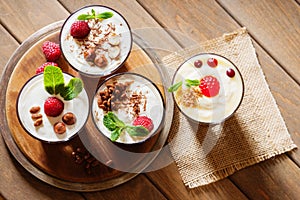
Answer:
[42,41,61,61]
[199,75,220,97]
[133,116,154,132]
[44,97,64,117]
[70,21,91,39]
[36,62,58,74]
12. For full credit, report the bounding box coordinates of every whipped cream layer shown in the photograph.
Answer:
[17,73,89,142]
[173,54,244,123]
[60,6,132,76]
[92,73,164,144]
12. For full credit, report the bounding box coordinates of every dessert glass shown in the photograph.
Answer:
[171,53,244,124]
[92,72,165,144]
[17,73,89,143]
[60,5,132,77]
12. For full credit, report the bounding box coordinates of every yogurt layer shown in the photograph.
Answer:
[173,54,244,123]
[17,73,89,142]
[60,6,132,76]
[92,74,164,144]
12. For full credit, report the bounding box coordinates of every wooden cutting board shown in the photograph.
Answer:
[5,29,165,185]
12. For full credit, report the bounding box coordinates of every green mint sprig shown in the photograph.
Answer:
[168,79,200,92]
[103,112,149,142]
[77,9,113,20]
[44,66,83,101]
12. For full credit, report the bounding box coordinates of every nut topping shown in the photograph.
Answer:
[62,112,77,125]
[54,122,66,134]
[34,118,43,127]
[30,106,40,114]
[94,54,108,67]
[31,113,43,120]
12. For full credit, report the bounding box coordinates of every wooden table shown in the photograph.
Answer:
[0,0,299,199]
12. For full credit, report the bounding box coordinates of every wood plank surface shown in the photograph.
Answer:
[0,0,69,42]
[217,0,300,83]
[230,154,300,200]
[83,175,167,200]
[0,25,18,76]
[145,148,248,200]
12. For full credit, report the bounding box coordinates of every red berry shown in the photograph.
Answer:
[194,60,203,68]
[133,116,154,132]
[207,58,218,67]
[36,62,58,74]
[44,97,64,117]
[70,21,91,39]
[199,75,220,97]
[226,68,235,78]
[42,41,61,61]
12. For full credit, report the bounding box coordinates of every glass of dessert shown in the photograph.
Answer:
[60,5,132,77]
[169,53,244,124]
[17,66,89,143]
[91,73,165,144]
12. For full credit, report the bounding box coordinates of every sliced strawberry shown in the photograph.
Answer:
[199,75,220,97]
[133,116,154,132]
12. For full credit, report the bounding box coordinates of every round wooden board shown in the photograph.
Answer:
[1,21,174,191]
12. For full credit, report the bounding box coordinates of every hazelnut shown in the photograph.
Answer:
[62,112,76,125]
[54,122,66,134]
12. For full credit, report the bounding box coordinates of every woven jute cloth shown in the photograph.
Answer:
[163,28,297,188]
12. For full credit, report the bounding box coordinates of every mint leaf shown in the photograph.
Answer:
[108,112,125,127]
[96,12,113,19]
[168,81,182,92]
[103,112,125,131]
[91,9,96,17]
[103,112,150,141]
[44,66,64,95]
[185,79,200,87]
[77,14,90,20]
[103,113,117,131]
[77,10,113,20]
[110,127,122,142]
[126,126,149,137]
[61,78,83,101]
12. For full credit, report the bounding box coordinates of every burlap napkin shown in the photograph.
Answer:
[164,28,297,188]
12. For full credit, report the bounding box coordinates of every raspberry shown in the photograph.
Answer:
[42,41,61,61]
[70,21,91,39]
[44,97,64,117]
[199,75,220,97]
[133,116,154,132]
[36,62,58,74]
